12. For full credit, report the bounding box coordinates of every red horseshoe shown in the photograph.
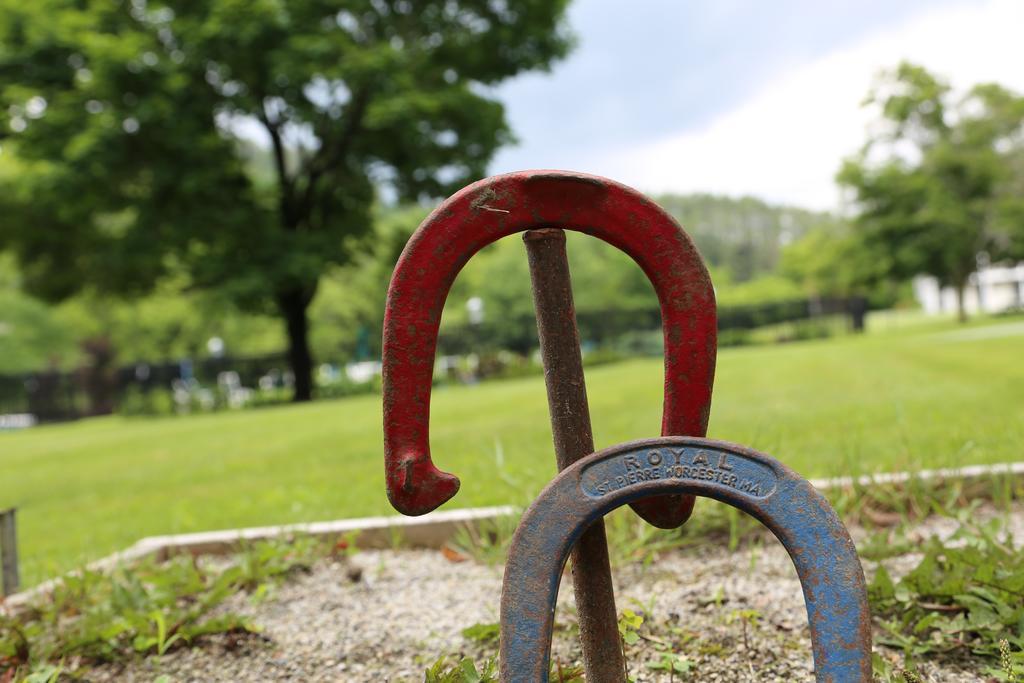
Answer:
[382,170,716,528]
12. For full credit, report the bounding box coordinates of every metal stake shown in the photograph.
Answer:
[1,507,19,596]
[523,228,627,682]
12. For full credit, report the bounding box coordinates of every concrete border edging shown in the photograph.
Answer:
[4,460,1023,612]
[140,504,520,559]
[2,505,517,612]
[808,461,1024,490]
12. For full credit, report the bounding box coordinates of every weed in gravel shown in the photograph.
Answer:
[424,655,497,682]
[423,655,582,682]
[461,621,500,645]
[726,608,762,651]
[13,663,64,683]
[447,513,521,566]
[646,651,695,679]
[869,512,1024,667]
[616,605,704,681]
[873,649,941,682]
[0,537,329,681]
[548,660,584,682]
[986,639,1024,681]
[333,530,362,558]
[856,528,919,562]
[834,469,1022,530]
[618,608,644,646]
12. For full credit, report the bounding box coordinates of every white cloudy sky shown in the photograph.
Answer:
[488,0,1024,211]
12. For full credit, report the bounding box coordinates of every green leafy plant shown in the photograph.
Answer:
[725,608,762,651]
[871,655,924,683]
[18,663,65,683]
[424,656,497,683]
[869,514,1024,663]
[424,653,581,682]
[132,611,186,657]
[618,608,644,647]
[461,622,500,645]
[985,639,1024,682]
[647,651,694,678]
[0,537,327,680]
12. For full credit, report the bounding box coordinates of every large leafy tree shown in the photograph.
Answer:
[838,62,1024,322]
[0,0,572,400]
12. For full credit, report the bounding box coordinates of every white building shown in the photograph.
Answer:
[913,263,1024,315]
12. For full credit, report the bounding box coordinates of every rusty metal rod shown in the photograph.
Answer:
[523,228,626,682]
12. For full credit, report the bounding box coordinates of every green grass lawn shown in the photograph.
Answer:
[2,314,1023,587]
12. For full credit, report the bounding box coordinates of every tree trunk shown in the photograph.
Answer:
[954,283,968,323]
[279,288,315,402]
[848,296,867,333]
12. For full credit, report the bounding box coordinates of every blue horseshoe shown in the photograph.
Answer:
[499,437,872,682]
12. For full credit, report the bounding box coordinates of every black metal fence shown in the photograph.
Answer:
[0,353,292,423]
[0,297,865,423]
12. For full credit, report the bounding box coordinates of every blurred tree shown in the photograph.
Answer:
[54,285,285,366]
[0,256,80,373]
[0,244,283,374]
[309,204,425,361]
[0,0,572,400]
[779,220,905,330]
[1002,144,1024,259]
[838,62,1024,321]
[656,193,833,282]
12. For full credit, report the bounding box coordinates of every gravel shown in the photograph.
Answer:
[86,506,1022,682]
